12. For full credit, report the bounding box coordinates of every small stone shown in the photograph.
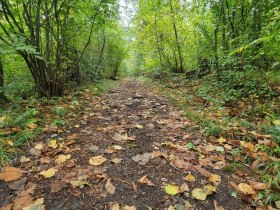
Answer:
[51,134,58,138]
[161,178,168,182]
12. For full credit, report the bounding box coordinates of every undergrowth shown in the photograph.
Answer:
[0,79,116,167]
[139,71,280,204]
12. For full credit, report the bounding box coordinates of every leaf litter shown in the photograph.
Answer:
[0,80,271,210]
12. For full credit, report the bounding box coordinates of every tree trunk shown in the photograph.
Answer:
[0,56,8,104]
[169,0,184,73]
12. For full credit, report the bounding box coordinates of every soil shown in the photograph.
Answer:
[0,79,251,210]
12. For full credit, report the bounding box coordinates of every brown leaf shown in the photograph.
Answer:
[105,178,116,195]
[51,181,68,193]
[138,175,155,186]
[248,181,268,191]
[180,183,189,192]
[195,166,211,178]
[214,200,225,210]
[229,181,239,191]
[13,195,33,210]
[131,181,137,193]
[0,167,24,182]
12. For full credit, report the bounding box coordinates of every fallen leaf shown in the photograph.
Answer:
[22,197,44,210]
[34,143,43,150]
[29,148,41,156]
[55,154,71,164]
[121,205,137,210]
[111,158,123,164]
[20,156,30,163]
[48,140,58,149]
[184,173,196,182]
[218,137,226,143]
[135,124,143,129]
[110,203,120,210]
[229,181,239,191]
[273,120,280,126]
[215,146,225,153]
[5,139,14,146]
[167,206,176,210]
[248,181,267,190]
[165,184,180,195]
[191,185,216,200]
[237,183,256,195]
[114,133,135,141]
[70,180,87,187]
[138,175,155,186]
[19,183,36,197]
[0,167,24,182]
[180,183,189,192]
[13,195,33,210]
[26,123,38,129]
[0,204,13,210]
[214,200,225,210]
[89,155,107,166]
[105,178,116,195]
[51,181,67,193]
[39,168,58,178]
[9,177,27,191]
[209,174,221,186]
[132,153,151,165]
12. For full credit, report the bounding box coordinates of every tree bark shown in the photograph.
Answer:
[169,0,184,73]
[0,55,8,104]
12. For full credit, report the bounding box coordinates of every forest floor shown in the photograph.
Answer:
[0,79,275,210]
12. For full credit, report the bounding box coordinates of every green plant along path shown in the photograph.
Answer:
[0,0,279,209]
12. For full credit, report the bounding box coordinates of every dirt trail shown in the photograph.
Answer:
[0,79,248,210]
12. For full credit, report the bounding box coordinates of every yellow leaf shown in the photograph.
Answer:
[121,206,137,210]
[48,140,58,149]
[39,168,58,178]
[26,123,38,129]
[89,155,107,166]
[165,184,180,195]
[111,158,123,164]
[209,174,221,186]
[273,120,280,126]
[184,173,196,182]
[237,183,256,195]
[135,124,143,129]
[70,180,87,187]
[217,137,226,143]
[55,154,71,164]
[191,185,216,200]
[5,139,14,146]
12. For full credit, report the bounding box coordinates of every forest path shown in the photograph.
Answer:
[0,79,248,210]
